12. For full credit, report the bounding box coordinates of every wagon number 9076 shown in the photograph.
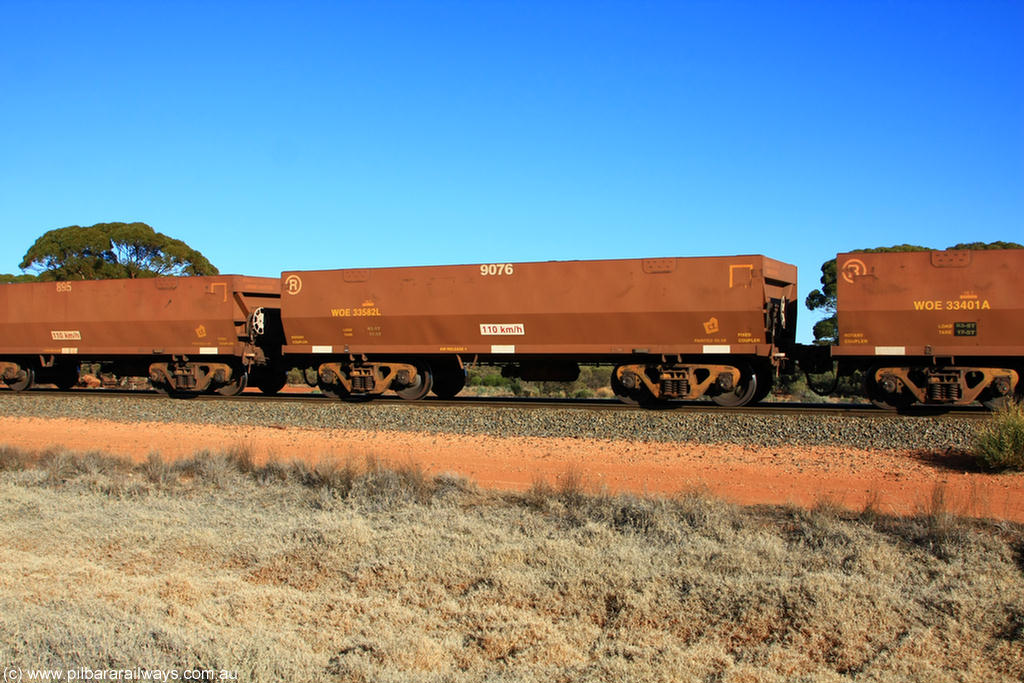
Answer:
[480,263,514,276]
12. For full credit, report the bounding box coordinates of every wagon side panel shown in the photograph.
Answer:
[835,249,1024,357]
[281,255,796,360]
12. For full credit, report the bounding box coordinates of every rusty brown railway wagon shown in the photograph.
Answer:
[0,276,285,395]
[833,249,1024,408]
[280,255,798,406]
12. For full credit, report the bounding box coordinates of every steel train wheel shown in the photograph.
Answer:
[430,366,466,399]
[318,381,348,399]
[7,367,34,392]
[215,371,248,396]
[865,370,914,410]
[396,365,433,401]
[982,395,1011,411]
[254,370,288,395]
[610,366,667,406]
[710,364,758,407]
[610,369,641,405]
[52,365,79,390]
[980,385,1024,411]
[750,367,774,404]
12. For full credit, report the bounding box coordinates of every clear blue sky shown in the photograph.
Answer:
[2,1,1021,342]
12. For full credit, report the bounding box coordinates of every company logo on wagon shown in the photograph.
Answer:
[840,258,868,284]
[284,274,303,295]
[480,323,525,336]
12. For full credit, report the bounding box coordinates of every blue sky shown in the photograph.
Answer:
[1,1,1021,341]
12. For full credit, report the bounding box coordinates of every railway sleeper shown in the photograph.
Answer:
[615,363,742,401]
[317,361,421,397]
[148,359,238,394]
[871,366,1019,406]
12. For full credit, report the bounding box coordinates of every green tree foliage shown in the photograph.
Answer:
[15,222,218,281]
[948,241,1024,251]
[0,273,39,284]
[806,241,1023,344]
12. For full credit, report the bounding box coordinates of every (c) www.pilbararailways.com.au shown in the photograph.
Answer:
[4,666,239,682]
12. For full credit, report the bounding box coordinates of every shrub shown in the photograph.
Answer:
[973,400,1024,471]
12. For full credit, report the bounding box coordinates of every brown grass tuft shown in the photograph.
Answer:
[226,443,258,474]
[523,475,555,511]
[142,451,172,486]
[42,447,76,486]
[0,444,36,471]
[556,463,588,509]
[292,457,360,495]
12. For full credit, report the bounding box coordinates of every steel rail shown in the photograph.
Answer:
[1,387,992,420]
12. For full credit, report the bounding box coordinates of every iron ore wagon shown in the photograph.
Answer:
[0,276,284,395]
[280,255,798,406]
[829,248,1023,409]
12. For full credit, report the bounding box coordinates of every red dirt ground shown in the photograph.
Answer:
[2,415,1021,522]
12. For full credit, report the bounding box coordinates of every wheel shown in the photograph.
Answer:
[980,386,1023,411]
[610,368,640,405]
[865,370,914,410]
[7,367,34,392]
[52,365,79,390]
[396,365,433,401]
[254,370,288,395]
[215,371,248,396]
[710,364,758,407]
[981,396,1009,411]
[318,380,348,399]
[750,367,774,404]
[431,366,466,399]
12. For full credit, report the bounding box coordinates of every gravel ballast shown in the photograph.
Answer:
[0,393,982,451]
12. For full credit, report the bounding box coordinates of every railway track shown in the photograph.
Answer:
[2,387,992,420]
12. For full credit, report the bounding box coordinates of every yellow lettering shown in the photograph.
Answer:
[941,299,993,311]
[331,306,382,317]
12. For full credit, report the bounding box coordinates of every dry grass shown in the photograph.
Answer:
[0,445,1022,682]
